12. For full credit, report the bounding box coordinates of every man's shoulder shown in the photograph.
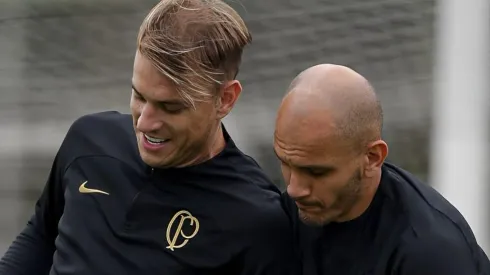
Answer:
[383,163,472,231]
[58,111,138,166]
[67,111,132,135]
[222,173,286,225]
[382,163,485,268]
[211,164,288,232]
[217,143,283,197]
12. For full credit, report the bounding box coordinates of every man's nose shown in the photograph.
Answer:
[137,103,163,132]
[286,172,311,200]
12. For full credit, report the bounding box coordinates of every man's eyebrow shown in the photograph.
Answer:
[131,84,186,105]
[131,84,141,95]
[273,148,282,160]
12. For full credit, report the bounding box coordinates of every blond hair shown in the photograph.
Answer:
[137,0,252,108]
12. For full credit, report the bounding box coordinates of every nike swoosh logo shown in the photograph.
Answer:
[79,181,109,195]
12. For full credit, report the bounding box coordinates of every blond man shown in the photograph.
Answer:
[0,1,296,274]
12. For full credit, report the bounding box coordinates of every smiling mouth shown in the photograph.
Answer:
[144,134,169,145]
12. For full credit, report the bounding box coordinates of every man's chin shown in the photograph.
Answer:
[139,150,173,168]
[298,210,332,227]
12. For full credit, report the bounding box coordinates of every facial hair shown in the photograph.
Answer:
[300,169,363,226]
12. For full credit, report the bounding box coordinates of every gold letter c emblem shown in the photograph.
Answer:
[166,210,200,251]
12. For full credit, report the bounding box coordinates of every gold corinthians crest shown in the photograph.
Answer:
[166,210,200,251]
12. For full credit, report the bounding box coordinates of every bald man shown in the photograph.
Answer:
[276,64,490,275]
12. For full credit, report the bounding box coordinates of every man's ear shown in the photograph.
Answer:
[363,140,388,178]
[216,80,242,119]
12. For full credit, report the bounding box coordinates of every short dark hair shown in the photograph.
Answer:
[334,87,383,154]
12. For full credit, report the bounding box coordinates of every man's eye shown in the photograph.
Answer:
[132,91,145,101]
[164,105,186,114]
[307,169,328,177]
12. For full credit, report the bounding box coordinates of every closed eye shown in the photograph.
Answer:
[132,89,145,101]
[306,168,330,177]
[161,103,187,114]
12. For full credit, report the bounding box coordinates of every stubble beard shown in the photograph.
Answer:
[300,170,363,226]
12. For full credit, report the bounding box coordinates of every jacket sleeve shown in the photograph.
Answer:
[0,145,68,275]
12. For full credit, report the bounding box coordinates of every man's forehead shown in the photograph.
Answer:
[274,121,351,162]
[132,82,184,102]
[132,51,183,97]
[275,130,334,155]
[273,139,340,170]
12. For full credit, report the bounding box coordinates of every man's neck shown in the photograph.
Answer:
[337,170,382,222]
[206,124,226,158]
[176,124,226,168]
